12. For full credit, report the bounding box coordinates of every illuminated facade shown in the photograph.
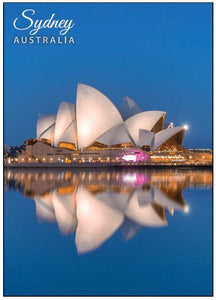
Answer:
[4,83,213,166]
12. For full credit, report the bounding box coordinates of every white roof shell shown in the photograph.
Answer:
[151,126,184,151]
[37,114,56,142]
[54,102,76,147]
[121,218,142,241]
[136,188,155,206]
[139,129,155,147]
[34,195,56,222]
[96,191,131,213]
[75,187,124,254]
[120,96,142,120]
[164,122,174,129]
[153,187,185,211]
[97,123,133,146]
[52,191,77,234]
[125,111,165,146]
[76,84,123,148]
[125,192,167,227]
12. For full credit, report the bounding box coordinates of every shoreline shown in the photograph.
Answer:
[4,163,213,169]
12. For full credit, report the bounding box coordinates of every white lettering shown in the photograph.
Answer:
[50,36,56,44]
[43,36,48,44]
[13,36,19,44]
[68,36,75,44]
[13,9,75,35]
[12,36,75,45]
[29,36,34,44]
[13,9,34,31]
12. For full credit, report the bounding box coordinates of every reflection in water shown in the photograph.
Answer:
[4,168,212,254]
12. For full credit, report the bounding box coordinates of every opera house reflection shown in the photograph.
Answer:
[4,168,212,254]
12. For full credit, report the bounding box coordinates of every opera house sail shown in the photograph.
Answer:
[4,83,212,167]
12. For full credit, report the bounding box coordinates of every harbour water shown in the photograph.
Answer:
[4,167,213,296]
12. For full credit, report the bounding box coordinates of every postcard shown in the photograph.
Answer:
[3,2,213,296]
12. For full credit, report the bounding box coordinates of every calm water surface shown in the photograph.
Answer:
[4,168,212,296]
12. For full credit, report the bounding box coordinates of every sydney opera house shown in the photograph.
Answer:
[4,83,212,166]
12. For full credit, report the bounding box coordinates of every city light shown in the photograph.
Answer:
[184,205,190,213]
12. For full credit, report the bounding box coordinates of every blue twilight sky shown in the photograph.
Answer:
[4,3,212,148]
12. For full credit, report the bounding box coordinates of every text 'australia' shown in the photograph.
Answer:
[13,36,75,45]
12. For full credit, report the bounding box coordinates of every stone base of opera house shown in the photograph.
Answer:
[4,140,212,168]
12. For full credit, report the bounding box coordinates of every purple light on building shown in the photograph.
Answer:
[121,149,150,163]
